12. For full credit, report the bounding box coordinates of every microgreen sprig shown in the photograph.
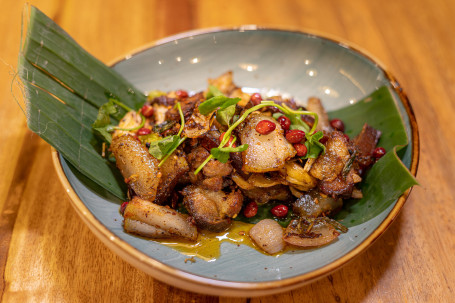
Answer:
[148,102,187,167]
[92,98,145,143]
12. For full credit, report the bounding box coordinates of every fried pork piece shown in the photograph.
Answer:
[353,123,382,169]
[292,189,343,217]
[242,184,292,204]
[182,185,243,232]
[284,218,340,247]
[123,196,197,241]
[111,135,161,201]
[318,168,362,198]
[166,92,204,121]
[310,131,351,181]
[306,97,332,132]
[112,111,142,139]
[186,146,234,191]
[182,110,211,138]
[239,112,296,173]
[154,151,189,205]
[249,219,286,254]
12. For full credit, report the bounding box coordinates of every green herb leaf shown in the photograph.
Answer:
[148,102,186,165]
[198,95,241,115]
[303,131,326,159]
[211,144,248,163]
[92,100,118,143]
[206,85,223,99]
[216,104,236,126]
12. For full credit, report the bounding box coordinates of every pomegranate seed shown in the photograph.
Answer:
[330,118,345,132]
[256,120,276,135]
[285,129,305,143]
[250,93,263,105]
[120,201,129,215]
[244,201,258,218]
[175,90,188,99]
[294,143,307,157]
[141,105,154,117]
[373,147,386,159]
[271,204,288,218]
[219,132,236,147]
[137,127,151,136]
[277,116,291,130]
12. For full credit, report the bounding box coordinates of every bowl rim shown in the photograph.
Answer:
[52,26,420,297]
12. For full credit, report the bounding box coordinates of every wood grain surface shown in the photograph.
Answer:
[1,0,454,302]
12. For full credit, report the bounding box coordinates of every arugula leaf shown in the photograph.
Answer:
[198,95,241,115]
[211,144,248,163]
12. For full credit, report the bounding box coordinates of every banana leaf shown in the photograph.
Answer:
[329,87,418,226]
[19,6,417,227]
[19,6,147,199]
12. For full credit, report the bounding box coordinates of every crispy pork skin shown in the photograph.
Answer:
[154,151,189,205]
[239,112,296,173]
[123,197,197,241]
[111,135,161,201]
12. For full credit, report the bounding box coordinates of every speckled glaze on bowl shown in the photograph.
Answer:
[52,27,419,297]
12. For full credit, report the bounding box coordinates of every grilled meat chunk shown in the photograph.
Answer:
[242,184,292,204]
[239,112,296,173]
[318,168,362,198]
[353,123,382,169]
[111,135,161,201]
[293,189,343,218]
[166,92,204,121]
[306,97,332,132]
[182,185,243,232]
[310,131,351,181]
[284,218,340,247]
[154,151,189,205]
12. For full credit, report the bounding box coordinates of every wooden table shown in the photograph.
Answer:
[1,0,454,301]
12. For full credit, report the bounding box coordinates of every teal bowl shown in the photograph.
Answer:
[53,27,419,297]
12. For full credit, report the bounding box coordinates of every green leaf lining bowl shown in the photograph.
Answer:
[52,27,419,297]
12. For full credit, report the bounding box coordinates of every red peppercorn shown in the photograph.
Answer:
[285,129,305,143]
[120,201,129,215]
[219,132,236,147]
[244,201,258,218]
[141,105,154,117]
[256,120,276,135]
[344,134,350,142]
[137,127,151,136]
[373,147,386,159]
[175,90,188,99]
[271,204,288,218]
[319,135,329,144]
[294,143,307,157]
[250,93,263,105]
[330,118,345,132]
[277,116,291,130]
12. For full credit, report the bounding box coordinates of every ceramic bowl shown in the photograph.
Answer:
[53,27,419,297]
